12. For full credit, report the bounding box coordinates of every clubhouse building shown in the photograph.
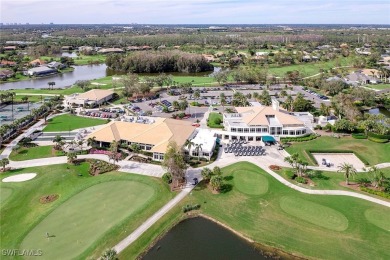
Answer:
[216,100,313,142]
[66,89,114,107]
[87,118,217,161]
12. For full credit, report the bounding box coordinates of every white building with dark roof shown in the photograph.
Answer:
[215,100,313,142]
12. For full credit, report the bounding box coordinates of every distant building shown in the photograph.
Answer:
[97,48,124,54]
[26,66,57,76]
[0,69,15,79]
[47,61,65,69]
[0,60,17,67]
[29,59,46,67]
[66,89,114,107]
[3,46,17,51]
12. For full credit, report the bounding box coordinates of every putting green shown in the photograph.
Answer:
[233,170,268,195]
[0,187,13,206]
[365,208,390,231]
[21,181,155,260]
[280,196,349,231]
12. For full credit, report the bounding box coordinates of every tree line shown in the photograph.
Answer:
[106,51,213,73]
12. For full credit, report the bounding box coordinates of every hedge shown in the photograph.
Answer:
[360,187,390,199]
[280,134,318,143]
[352,133,367,139]
[367,132,390,140]
[307,149,370,166]
[368,137,389,143]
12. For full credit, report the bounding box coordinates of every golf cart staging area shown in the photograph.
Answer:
[312,153,366,170]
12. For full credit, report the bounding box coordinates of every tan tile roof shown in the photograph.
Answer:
[361,69,380,77]
[235,106,304,126]
[87,118,195,154]
[78,89,114,101]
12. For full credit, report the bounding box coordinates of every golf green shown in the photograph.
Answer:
[280,196,349,231]
[364,208,390,231]
[21,181,155,259]
[0,187,13,206]
[233,170,268,195]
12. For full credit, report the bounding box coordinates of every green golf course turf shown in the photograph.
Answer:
[279,196,349,231]
[0,163,174,259]
[120,162,390,259]
[364,208,390,231]
[233,170,268,195]
[43,114,107,132]
[21,181,155,260]
[9,145,62,161]
[0,187,13,206]
[285,136,390,166]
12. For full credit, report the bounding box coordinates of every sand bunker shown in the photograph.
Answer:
[2,173,37,183]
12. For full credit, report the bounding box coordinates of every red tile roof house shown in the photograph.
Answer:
[0,60,17,67]
[3,46,17,51]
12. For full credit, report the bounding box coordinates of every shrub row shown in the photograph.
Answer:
[88,159,119,175]
[367,137,389,143]
[307,149,369,166]
[367,132,390,140]
[352,133,367,139]
[360,187,390,199]
[183,204,201,213]
[280,134,317,143]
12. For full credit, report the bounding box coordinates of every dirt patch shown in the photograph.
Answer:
[39,194,59,204]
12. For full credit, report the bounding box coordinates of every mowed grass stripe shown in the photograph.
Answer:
[280,196,349,231]
[233,170,268,195]
[364,208,390,231]
[21,181,155,260]
[0,187,13,206]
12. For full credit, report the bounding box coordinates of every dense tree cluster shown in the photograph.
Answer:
[106,51,213,73]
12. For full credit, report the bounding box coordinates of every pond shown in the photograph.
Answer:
[142,217,279,260]
[367,107,390,118]
[0,65,221,91]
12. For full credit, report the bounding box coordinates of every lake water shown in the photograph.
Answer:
[0,65,220,91]
[0,64,109,91]
[367,108,390,118]
[142,217,275,260]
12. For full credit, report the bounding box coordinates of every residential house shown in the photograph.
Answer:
[26,66,57,76]
[29,59,46,67]
[0,69,15,79]
[0,60,17,67]
[97,48,124,54]
[47,61,65,70]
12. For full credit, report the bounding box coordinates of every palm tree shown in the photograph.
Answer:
[319,103,330,116]
[279,90,288,98]
[193,90,201,100]
[87,136,96,148]
[195,143,203,161]
[210,175,223,191]
[368,166,386,188]
[67,152,77,164]
[284,95,294,112]
[53,135,64,150]
[201,167,212,182]
[337,163,357,185]
[1,158,10,172]
[184,139,194,158]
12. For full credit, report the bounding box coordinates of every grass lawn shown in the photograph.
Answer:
[268,56,354,77]
[365,84,390,90]
[43,114,107,132]
[0,163,174,259]
[9,145,64,161]
[11,86,85,96]
[207,112,223,128]
[285,136,390,166]
[73,54,106,65]
[171,76,218,86]
[275,167,390,193]
[120,162,390,259]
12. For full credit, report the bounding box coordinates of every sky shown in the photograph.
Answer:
[1,0,389,24]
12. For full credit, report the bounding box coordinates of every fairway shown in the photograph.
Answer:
[280,196,349,231]
[21,181,155,260]
[364,208,390,231]
[233,170,268,195]
[43,114,106,132]
[0,187,13,206]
